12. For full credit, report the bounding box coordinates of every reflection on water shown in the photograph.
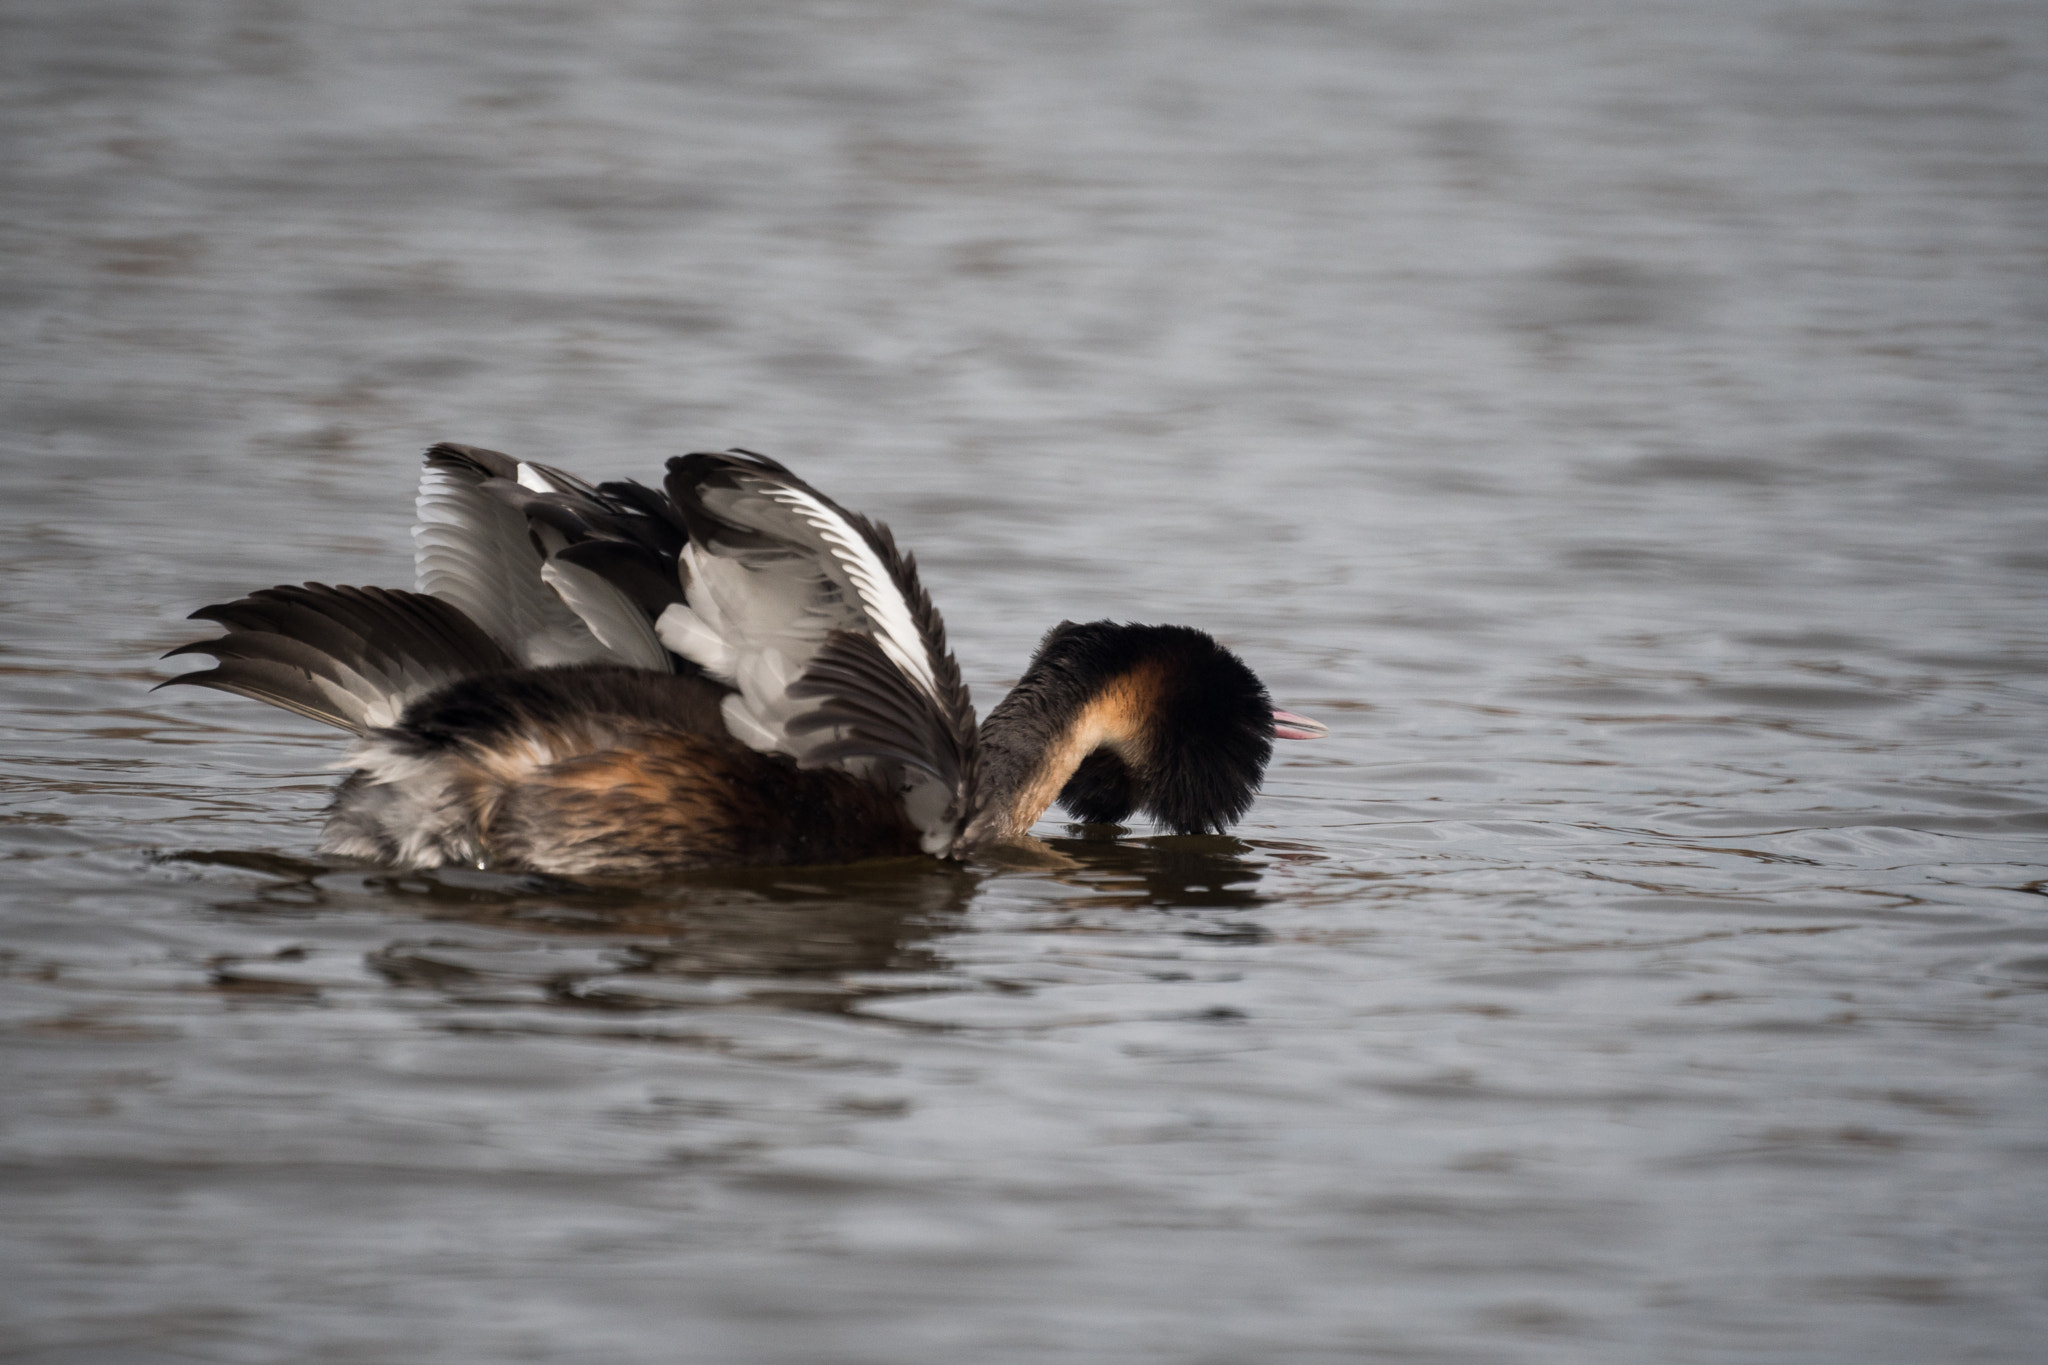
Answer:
[4,0,2047,1361]
[1040,833,1271,911]
[164,850,981,1012]
[161,838,1273,1018]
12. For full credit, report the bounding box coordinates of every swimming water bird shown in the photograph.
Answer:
[162,445,1326,876]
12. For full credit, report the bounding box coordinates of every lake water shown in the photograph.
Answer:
[3,1,2045,1361]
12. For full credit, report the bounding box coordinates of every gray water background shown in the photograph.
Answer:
[3,1,2046,1361]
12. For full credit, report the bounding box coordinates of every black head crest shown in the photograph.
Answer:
[1032,622,1275,835]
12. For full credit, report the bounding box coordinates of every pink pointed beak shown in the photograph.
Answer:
[1271,709,1329,741]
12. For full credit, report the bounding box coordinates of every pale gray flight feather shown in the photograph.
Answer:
[412,460,619,668]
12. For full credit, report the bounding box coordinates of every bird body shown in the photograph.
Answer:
[164,445,1323,876]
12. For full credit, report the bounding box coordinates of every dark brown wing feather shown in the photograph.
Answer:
[787,630,969,785]
[159,583,515,733]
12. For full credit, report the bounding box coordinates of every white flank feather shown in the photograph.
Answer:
[328,736,480,870]
[655,600,736,679]
[717,694,785,752]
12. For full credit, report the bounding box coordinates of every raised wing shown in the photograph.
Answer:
[655,451,977,854]
[413,443,689,672]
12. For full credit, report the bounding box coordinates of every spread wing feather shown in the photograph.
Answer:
[413,443,689,672]
[158,583,517,732]
[414,447,607,666]
[655,451,977,854]
[786,633,948,771]
[539,558,668,670]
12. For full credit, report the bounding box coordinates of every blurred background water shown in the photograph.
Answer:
[2,1,2045,1361]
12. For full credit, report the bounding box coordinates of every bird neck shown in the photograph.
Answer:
[963,662,1158,846]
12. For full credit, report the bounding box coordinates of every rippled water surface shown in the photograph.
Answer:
[4,1,2046,1361]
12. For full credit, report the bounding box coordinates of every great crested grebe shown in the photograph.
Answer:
[163,445,1326,876]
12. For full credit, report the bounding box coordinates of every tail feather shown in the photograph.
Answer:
[159,583,515,732]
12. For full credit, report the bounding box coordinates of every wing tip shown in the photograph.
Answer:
[423,442,521,481]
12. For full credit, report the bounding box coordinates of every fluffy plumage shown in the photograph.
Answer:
[966,622,1278,843]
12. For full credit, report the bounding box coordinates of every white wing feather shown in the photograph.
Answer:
[755,484,939,700]
[659,472,937,757]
